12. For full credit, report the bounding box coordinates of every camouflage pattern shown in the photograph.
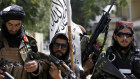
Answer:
[80,35,90,55]
[0,33,42,79]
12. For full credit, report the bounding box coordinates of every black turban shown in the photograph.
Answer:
[0,4,25,22]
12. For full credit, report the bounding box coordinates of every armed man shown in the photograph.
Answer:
[0,4,43,79]
[80,27,102,79]
[40,33,80,79]
[92,21,140,79]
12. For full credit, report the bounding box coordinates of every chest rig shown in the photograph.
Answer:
[106,47,134,77]
[0,35,31,79]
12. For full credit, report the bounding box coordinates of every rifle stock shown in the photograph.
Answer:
[39,52,76,79]
[93,57,126,79]
[92,57,137,79]
[82,0,116,63]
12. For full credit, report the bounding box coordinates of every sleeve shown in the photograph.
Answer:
[26,35,38,53]
[31,60,43,77]
[80,35,89,53]
[29,51,44,77]
[132,50,140,78]
[26,35,44,77]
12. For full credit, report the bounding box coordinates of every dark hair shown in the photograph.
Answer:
[55,34,68,42]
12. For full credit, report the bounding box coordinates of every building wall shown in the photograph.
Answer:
[131,0,140,21]
[32,32,44,52]
[117,0,140,21]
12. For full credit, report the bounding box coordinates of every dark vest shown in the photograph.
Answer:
[106,46,140,78]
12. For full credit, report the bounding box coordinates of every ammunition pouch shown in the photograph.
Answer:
[0,59,28,79]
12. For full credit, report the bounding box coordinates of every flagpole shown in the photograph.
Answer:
[67,0,75,72]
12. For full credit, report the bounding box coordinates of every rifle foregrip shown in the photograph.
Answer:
[60,62,76,79]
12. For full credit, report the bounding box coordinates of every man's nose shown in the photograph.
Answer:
[123,35,127,39]
[57,45,62,50]
[11,26,17,31]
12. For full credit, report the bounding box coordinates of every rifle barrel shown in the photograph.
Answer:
[107,0,116,13]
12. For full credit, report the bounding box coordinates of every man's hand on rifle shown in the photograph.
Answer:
[93,40,102,50]
[24,60,38,72]
[49,62,62,79]
[83,53,94,78]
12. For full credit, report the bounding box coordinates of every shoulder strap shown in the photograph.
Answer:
[106,46,114,57]
[106,46,116,62]
[131,49,140,61]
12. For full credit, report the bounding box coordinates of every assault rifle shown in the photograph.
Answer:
[0,59,15,79]
[92,57,137,79]
[82,0,116,63]
[39,52,76,79]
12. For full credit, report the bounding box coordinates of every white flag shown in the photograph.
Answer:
[50,0,83,69]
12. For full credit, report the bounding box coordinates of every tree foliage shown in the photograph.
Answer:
[71,0,129,33]
[118,0,129,7]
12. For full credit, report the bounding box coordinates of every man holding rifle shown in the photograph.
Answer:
[92,21,140,79]
[40,33,80,79]
[0,4,43,79]
[80,33,102,79]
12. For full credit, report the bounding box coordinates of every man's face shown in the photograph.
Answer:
[53,38,68,58]
[6,20,22,35]
[114,28,134,47]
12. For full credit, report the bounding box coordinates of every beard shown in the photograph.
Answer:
[8,30,19,35]
[120,39,128,44]
[115,40,131,51]
[53,50,66,60]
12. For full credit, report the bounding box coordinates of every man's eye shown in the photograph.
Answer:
[8,24,12,26]
[17,23,21,26]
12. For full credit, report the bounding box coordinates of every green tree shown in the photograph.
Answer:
[71,0,129,33]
